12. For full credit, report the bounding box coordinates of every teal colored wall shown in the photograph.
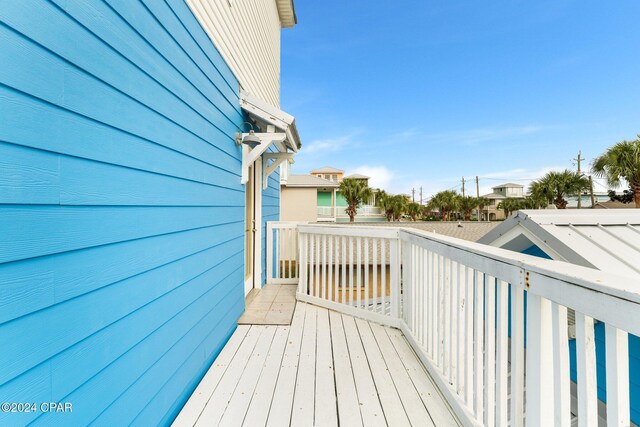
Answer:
[337,192,348,206]
[0,0,277,425]
[317,191,333,207]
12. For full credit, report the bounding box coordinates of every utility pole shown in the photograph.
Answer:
[411,188,415,203]
[589,175,596,208]
[420,186,423,205]
[476,176,481,221]
[574,150,586,208]
[461,177,466,197]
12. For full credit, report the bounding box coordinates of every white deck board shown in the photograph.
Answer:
[172,325,250,427]
[355,318,411,427]
[370,322,436,427]
[241,326,290,426]
[315,307,338,427]
[329,309,364,427]
[290,304,317,425]
[218,326,276,426]
[342,315,386,426]
[174,302,458,426]
[386,327,460,426]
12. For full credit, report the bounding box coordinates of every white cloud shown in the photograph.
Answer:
[422,125,548,147]
[302,131,362,155]
[348,165,395,192]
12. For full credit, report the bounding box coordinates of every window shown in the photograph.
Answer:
[332,174,338,181]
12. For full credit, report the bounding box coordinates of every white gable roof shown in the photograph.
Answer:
[478,209,640,279]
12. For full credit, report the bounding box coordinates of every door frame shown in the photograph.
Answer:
[244,158,263,296]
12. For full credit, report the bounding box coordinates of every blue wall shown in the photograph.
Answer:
[0,0,275,425]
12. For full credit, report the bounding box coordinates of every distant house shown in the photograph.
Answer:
[0,1,301,425]
[481,183,525,220]
[479,209,640,425]
[281,165,385,222]
[310,166,344,183]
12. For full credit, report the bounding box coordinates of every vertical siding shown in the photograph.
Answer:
[0,0,254,425]
[185,0,282,107]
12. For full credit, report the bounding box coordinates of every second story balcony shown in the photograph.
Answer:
[177,219,640,426]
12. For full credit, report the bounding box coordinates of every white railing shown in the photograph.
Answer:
[265,222,306,285]
[356,205,383,216]
[283,223,640,427]
[316,206,335,218]
[296,224,401,326]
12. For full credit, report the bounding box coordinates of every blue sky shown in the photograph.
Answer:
[280,1,640,199]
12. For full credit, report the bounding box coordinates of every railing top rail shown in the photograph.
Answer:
[297,223,400,239]
[398,227,640,306]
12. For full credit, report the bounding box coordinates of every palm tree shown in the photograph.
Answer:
[376,191,395,222]
[338,178,373,222]
[497,198,523,217]
[476,196,490,221]
[406,202,422,221]
[458,196,478,221]
[428,190,459,221]
[529,170,589,209]
[591,136,640,207]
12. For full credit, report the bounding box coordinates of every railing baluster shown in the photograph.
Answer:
[381,238,386,314]
[576,313,597,427]
[450,260,458,388]
[341,236,347,304]
[416,246,429,348]
[437,254,444,368]
[328,235,333,302]
[526,294,554,426]
[349,236,354,306]
[288,227,293,279]
[364,237,369,310]
[356,237,362,308]
[457,262,466,397]
[430,251,437,358]
[552,303,570,427]
[464,266,474,407]
[373,238,378,313]
[321,234,326,299]
[308,233,314,296]
[496,279,508,427]
[474,269,485,422]
[443,258,451,380]
[605,324,630,427]
[510,286,525,426]
[298,232,306,295]
[315,234,321,297]
[389,237,400,318]
[484,274,496,426]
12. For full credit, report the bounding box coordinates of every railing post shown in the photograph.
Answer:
[401,237,412,324]
[525,293,555,426]
[390,234,401,319]
[605,324,630,427]
[298,230,307,295]
[266,222,274,285]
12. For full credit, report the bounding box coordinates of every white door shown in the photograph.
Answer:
[244,164,255,296]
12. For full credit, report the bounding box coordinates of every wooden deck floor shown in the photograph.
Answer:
[173,302,459,426]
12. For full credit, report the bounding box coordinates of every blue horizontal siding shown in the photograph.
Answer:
[0,0,255,425]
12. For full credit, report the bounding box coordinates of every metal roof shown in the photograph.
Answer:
[344,173,370,180]
[478,209,640,279]
[492,183,524,188]
[283,174,339,188]
[481,192,507,199]
[310,166,344,174]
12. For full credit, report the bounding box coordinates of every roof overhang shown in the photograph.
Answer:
[275,0,297,28]
[240,90,301,152]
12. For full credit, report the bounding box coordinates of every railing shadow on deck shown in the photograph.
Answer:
[266,221,640,427]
